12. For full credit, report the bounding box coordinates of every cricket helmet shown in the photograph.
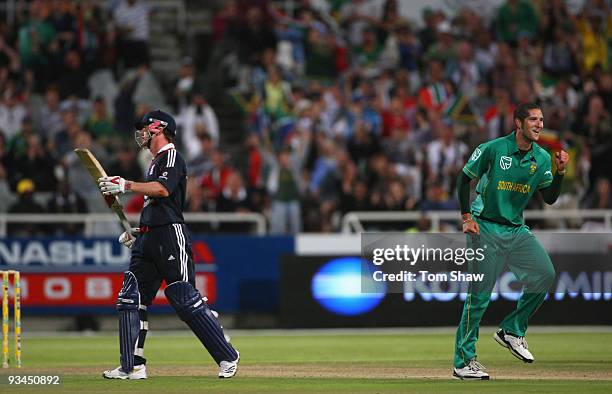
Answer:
[134,109,177,136]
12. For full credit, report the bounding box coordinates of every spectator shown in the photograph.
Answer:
[598,72,612,112]
[473,29,497,76]
[12,133,58,192]
[424,20,456,65]
[495,0,539,44]
[352,26,382,71]
[173,57,196,112]
[446,41,480,97]
[58,50,90,99]
[63,130,108,212]
[418,180,459,211]
[576,8,608,73]
[107,145,142,182]
[418,60,453,113]
[426,121,468,191]
[340,178,375,213]
[339,0,381,47]
[582,177,612,209]
[266,143,307,234]
[17,0,56,69]
[304,27,336,82]
[114,64,164,133]
[177,92,220,161]
[85,96,116,144]
[217,172,252,213]
[484,88,515,140]
[212,0,240,43]
[417,7,439,54]
[112,0,150,69]
[188,133,215,178]
[46,180,88,235]
[0,84,27,140]
[201,150,233,200]
[347,121,381,169]
[47,0,76,53]
[32,84,64,140]
[376,0,401,45]
[7,178,46,236]
[0,0,610,235]
[263,66,292,119]
[8,116,36,159]
[235,6,276,65]
[380,22,420,88]
[542,27,579,78]
[54,110,81,157]
[0,35,21,72]
[382,178,416,210]
[0,131,15,212]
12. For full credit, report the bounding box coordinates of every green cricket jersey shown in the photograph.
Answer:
[463,132,554,226]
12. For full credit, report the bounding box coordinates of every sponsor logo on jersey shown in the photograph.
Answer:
[497,180,531,194]
[470,148,482,161]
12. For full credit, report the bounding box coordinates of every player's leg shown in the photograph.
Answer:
[103,234,161,380]
[453,221,506,379]
[130,275,161,369]
[156,224,239,377]
[495,227,555,362]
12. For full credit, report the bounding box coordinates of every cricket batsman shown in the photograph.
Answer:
[98,110,239,379]
[452,103,569,380]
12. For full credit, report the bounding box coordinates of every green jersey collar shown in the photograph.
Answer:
[506,131,535,159]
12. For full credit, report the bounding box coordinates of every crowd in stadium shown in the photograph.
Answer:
[1,0,611,234]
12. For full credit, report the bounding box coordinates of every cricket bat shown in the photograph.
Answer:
[74,148,133,233]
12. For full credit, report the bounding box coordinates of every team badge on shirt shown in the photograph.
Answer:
[499,156,512,170]
[529,159,537,175]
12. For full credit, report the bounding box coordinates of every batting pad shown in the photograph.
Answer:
[165,281,238,364]
[116,271,141,373]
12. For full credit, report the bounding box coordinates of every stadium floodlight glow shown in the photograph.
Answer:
[311,257,386,316]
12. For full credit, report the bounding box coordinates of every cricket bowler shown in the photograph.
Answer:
[98,110,239,379]
[452,102,569,380]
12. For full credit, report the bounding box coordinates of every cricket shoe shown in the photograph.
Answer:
[102,364,147,380]
[494,329,534,363]
[452,359,489,380]
[218,351,239,379]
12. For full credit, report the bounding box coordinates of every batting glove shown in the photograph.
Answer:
[119,227,140,248]
[98,176,130,195]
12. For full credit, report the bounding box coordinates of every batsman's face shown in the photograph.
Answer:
[519,109,543,142]
[135,126,151,148]
[135,120,166,148]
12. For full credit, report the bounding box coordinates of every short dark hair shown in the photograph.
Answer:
[513,102,541,125]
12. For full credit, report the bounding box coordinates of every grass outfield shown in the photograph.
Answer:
[0,329,610,393]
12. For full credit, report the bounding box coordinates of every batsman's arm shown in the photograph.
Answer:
[126,181,169,198]
[98,176,169,198]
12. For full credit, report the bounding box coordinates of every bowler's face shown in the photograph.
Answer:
[520,109,543,142]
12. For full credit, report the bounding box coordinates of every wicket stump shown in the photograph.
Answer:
[1,270,21,368]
